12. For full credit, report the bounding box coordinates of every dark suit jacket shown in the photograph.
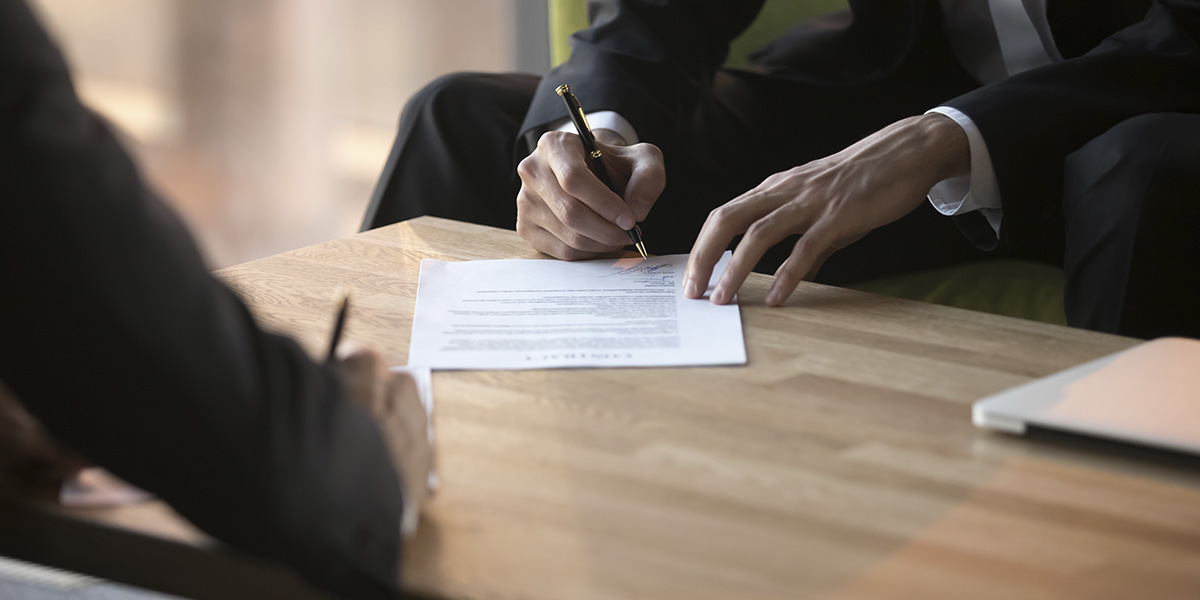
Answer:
[0,2,403,597]
[522,0,1200,250]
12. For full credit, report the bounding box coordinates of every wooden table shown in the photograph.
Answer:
[8,216,1200,599]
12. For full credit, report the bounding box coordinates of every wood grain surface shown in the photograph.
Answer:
[211,216,1200,600]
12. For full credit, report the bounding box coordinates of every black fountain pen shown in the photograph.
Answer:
[556,84,648,259]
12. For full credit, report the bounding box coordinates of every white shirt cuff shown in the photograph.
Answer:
[551,111,639,145]
[925,106,1003,237]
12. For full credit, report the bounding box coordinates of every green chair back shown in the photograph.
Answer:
[549,0,848,67]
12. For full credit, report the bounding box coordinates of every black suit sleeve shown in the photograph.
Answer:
[519,0,766,147]
[944,0,1200,247]
[0,2,403,598]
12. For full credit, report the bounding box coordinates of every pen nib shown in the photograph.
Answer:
[635,242,648,259]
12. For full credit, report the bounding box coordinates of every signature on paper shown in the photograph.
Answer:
[596,262,675,287]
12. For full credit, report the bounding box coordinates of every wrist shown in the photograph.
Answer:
[917,113,970,184]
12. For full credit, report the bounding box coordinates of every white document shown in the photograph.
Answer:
[407,252,746,370]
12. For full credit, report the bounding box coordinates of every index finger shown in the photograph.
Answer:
[684,197,764,299]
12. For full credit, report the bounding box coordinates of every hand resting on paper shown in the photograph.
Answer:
[333,345,434,537]
[684,114,971,306]
[517,128,666,260]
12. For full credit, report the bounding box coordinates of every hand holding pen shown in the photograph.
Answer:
[325,290,436,537]
[513,85,666,261]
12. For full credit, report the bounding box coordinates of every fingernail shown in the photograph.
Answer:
[616,215,634,230]
[712,287,728,304]
[766,289,781,306]
[685,278,702,298]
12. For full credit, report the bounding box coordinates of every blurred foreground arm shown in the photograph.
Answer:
[0,1,414,597]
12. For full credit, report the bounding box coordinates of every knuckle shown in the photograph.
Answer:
[515,189,533,212]
[557,165,587,195]
[632,141,661,157]
[557,203,581,229]
[545,192,570,218]
[764,170,794,187]
[782,165,806,180]
[797,229,824,249]
[795,234,828,258]
[708,204,734,224]
[537,129,568,150]
[745,217,775,240]
[561,229,586,251]
[516,156,537,180]
[775,263,801,283]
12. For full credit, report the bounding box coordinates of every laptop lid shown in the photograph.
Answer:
[973,337,1200,456]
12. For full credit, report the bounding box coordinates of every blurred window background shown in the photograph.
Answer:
[30,0,550,267]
